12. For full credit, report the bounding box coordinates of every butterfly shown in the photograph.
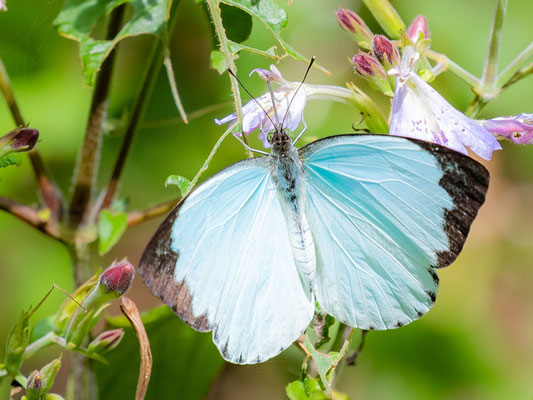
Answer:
[139,121,489,364]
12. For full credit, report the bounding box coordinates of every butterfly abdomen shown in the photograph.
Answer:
[270,144,316,291]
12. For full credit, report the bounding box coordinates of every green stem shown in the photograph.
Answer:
[23,332,64,361]
[205,0,252,156]
[480,0,508,97]
[497,41,533,87]
[425,49,480,88]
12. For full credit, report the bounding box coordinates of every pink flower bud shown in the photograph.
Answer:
[352,53,393,96]
[99,259,135,295]
[336,8,373,46]
[0,128,39,156]
[88,329,125,354]
[407,15,429,42]
[372,35,400,68]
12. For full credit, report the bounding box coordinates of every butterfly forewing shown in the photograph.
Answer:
[139,157,314,364]
[299,135,489,330]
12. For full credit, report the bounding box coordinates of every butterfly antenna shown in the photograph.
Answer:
[267,81,281,130]
[280,56,315,129]
[226,68,277,131]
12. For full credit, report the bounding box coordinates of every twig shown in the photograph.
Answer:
[68,5,126,227]
[0,58,63,218]
[99,40,161,211]
[345,330,368,366]
[120,296,152,400]
[127,199,179,227]
[0,195,60,238]
[497,42,533,88]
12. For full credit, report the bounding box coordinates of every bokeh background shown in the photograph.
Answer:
[0,0,532,398]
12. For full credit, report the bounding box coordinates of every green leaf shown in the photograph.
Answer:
[0,153,21,168]
[210,50,227,73]
[286,377,329,400]
[165,175,192,196]
[286,380,307,400]
[220,3,252,43]
[54,0,170,85]
[95,310,224,400]
[301,336,342,397]
[97,210,128,255]
[29,317,55,343]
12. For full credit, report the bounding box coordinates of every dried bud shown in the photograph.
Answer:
[0,128,39,157]
[407,15,429,42]
[87,329,125,354]
[372,35,400,69]
[352,53,393,96]
[336,8,373,47]
[99,260,135,296]
[26,370,44,398]
[483,113,533,144]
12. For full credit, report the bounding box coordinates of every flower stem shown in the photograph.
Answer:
[205,0,252,156]
[480,0,508,98]
[425,49,480,88]
[497,41,533,87]
[0,196,60,239]
[68,5,126,228]
[126,199,179,227]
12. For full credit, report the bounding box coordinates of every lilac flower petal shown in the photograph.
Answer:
[390,73,501,160]
[249,65,283,82]
[484,113,533,144]
[214,113,236,125]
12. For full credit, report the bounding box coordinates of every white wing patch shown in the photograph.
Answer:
[301,135,453,329]
[170,159,314,364]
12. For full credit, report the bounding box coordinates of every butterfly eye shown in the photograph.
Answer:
[267,131,275,143]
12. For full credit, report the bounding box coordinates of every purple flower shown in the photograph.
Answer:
[482,113,533,144]
[0,0,6,11]
[215,65,307,148]
[389,47,501,160]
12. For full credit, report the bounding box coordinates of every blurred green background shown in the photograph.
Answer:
[0,0,532,398]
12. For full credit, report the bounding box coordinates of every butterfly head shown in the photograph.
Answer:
[270,125,293,156]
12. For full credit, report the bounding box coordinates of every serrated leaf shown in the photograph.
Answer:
[221,3,252,43]
[210,50,227,73]
[54,0,171,85]
[95,310,224,400]
[301,336,342,398]
[97,210,128,255]
[165,175,191,196]
[0,153,21,168]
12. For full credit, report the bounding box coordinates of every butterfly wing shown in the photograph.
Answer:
[139,157,314,364]
[300,134,489,330]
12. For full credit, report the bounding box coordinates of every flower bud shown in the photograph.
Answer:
[99,259,135,296]
[336,8,373,48]
[40,358,62,393]
[352,53,393,96]
[87,329,124,354]
[407,15,429,43]
[0,128,38,157]
[5,311,31,374]
[372,35,400,70]
[0,0,6,11]
[26,370,44,399]
[483,113,533,144]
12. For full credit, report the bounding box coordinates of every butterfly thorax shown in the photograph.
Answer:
[269,128,316,292]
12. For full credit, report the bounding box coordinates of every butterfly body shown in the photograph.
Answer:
[139,133,489,364]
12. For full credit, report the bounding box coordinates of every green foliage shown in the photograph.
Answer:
[98,210,128,255]
[0,153,21,168]
[54,0,171,85]
[286,377,328,400]
[4,309,32,374]
[220,4,252,43]
[165,175,192,196]
[95,308,224,400]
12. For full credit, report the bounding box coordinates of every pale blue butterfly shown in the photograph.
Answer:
[139,64,489,364]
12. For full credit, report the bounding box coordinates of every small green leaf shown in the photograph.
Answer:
[98,210,128,255]
[286,380,308,400]
[286,377,328,400]
[220,3,253,43]
[221,0,287,33]
[302,336,342,397]
[30,317,55,343]
[210,50,227,74]
[54,0,171,85]
[0,153,21,168]
[165,175,192,196]
[95,310,224,400]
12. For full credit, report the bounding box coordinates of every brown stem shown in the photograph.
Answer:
[99,41,161,211]
[68,5,126,228]
[127,199,178,227]
[0,195,60,238]
[0,58,63,218]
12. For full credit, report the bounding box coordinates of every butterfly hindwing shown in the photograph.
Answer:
[300,134,489,330]
[139,158,314,364]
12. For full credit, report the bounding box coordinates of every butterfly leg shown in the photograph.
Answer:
[233,134,269,156]
[292,120,308,146]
